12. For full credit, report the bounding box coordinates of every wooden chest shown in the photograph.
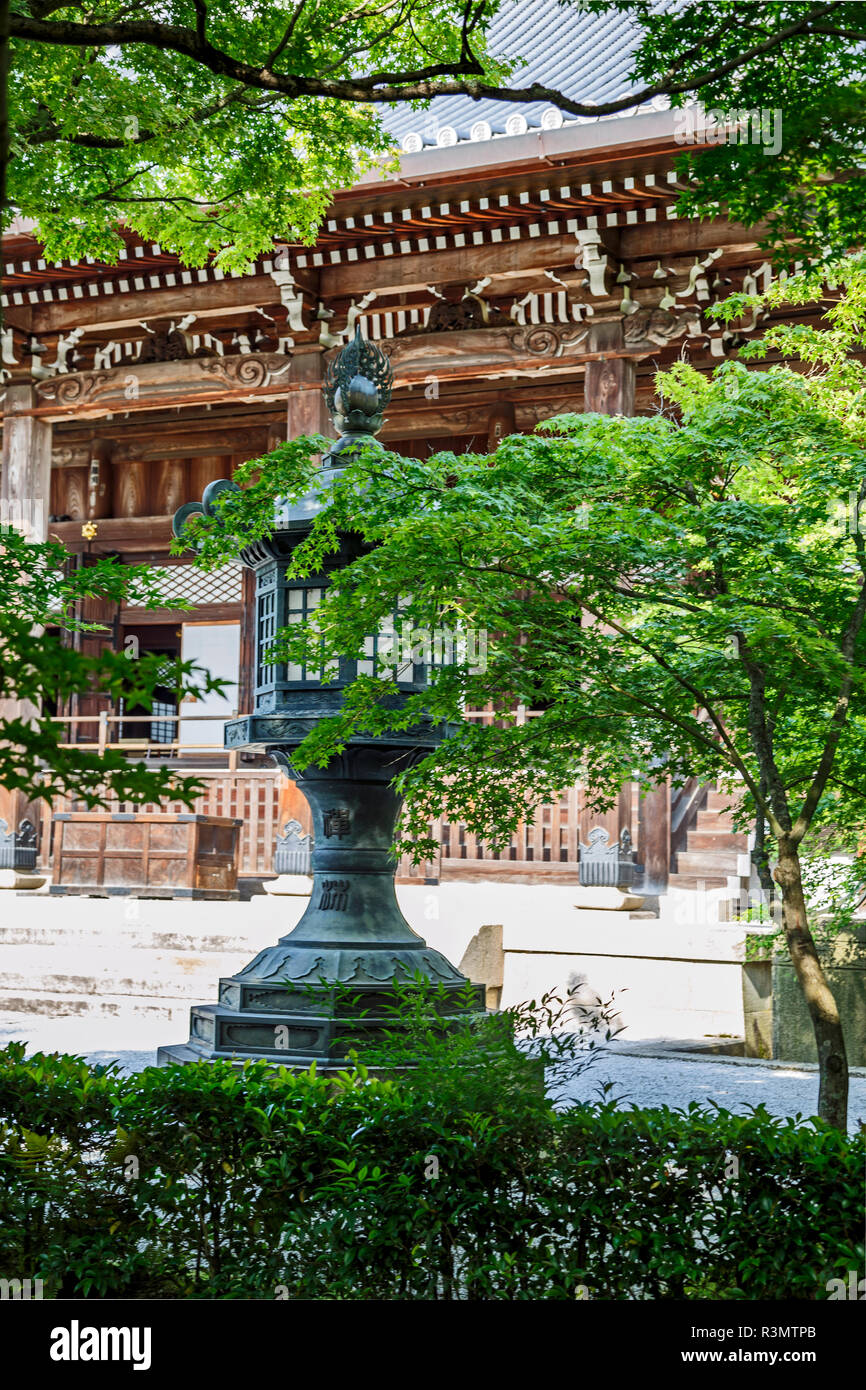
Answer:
[50,813,242,899]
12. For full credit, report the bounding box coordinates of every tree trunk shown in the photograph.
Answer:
[752,775,776,918]
[774,840,848,1129]
[0,0,8,228]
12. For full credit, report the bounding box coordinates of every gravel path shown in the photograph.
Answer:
[563,1045,866,1135]
[1,1011,864,1134]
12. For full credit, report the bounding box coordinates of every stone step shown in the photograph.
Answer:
[666,873,731,891]
[675,850,742,877]
[695,810,738,832]
[0,947,241,1002]
[705,789,744,813]
[686,831,748,852]
[0,987,189,1024]
[0,925,268,953]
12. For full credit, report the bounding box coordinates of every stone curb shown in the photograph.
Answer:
[608,1042,866,1078]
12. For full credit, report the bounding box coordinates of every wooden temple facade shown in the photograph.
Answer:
[0,103,801,891]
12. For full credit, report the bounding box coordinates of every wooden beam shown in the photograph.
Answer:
[48,515,174,554]
[120,604,242,625]
[319,218,764,300]
[110,425,270,463]
[31,275,285,336]
[320,234,579,299]
[619,219,766,261]
[25,353,297,421]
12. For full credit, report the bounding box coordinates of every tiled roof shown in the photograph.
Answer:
[380,0,669,149]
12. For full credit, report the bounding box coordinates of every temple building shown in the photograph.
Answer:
[0,3,814,897]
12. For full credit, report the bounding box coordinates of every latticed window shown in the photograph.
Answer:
[257,579,277,689]
[149,564,243,607]
[252,569,451,707]
[285,586,339,683]
[357,604,455,686]
[357,613,414,683]
[149,699,175,744]
[255,570,340,703]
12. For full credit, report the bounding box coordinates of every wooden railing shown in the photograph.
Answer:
[670,777,709,868]
[48,711,240,760]
[43,709,639,883]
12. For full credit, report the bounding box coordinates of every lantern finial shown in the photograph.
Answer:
[322,325,392,440]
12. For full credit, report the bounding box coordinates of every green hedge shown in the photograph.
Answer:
[0,1041,861,1300]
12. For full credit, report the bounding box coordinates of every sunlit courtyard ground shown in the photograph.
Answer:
[2,1008,863,1134]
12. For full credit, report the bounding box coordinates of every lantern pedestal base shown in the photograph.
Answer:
[157,948,483,1071]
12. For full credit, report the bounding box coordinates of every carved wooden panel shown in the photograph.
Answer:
[112,458,149,517]
[153,458,189,516]
[61,466,89,520]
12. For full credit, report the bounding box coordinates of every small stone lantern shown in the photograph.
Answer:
[159,330,481,1069]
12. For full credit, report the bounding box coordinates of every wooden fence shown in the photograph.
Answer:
[43,708,641,883]
[45,769,636,884]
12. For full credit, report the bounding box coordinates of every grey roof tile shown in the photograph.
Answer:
[380,0,667,146]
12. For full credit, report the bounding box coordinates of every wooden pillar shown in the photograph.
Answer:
[1,385,51,538]
[0,387,53,845]
[584,322,636,417]
[288,350,329,439]
[584,325,667,888]
[487,400,515,453]
[237,567,256,718]
[639,781,672,896]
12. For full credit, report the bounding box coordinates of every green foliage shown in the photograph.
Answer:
[0,1039,861,1300]
[0,526,224,804]
[334,972,622,1106]
[6,3,865,265]
[6,0,514,267]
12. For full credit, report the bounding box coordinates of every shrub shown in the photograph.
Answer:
[0,1014,861,1300]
